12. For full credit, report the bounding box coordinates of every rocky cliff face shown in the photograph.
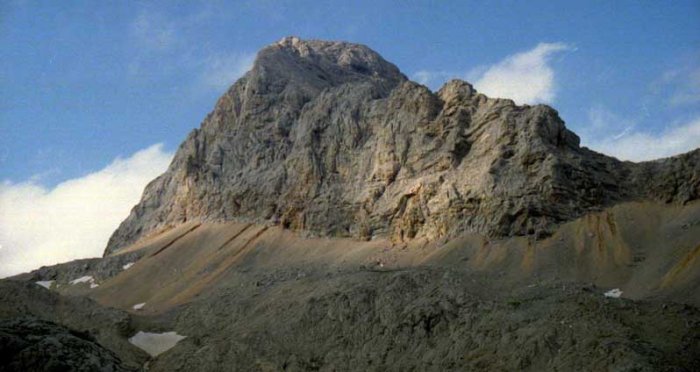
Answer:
[105,37,700,255]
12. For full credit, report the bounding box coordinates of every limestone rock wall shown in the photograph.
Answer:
[105,37,699,255]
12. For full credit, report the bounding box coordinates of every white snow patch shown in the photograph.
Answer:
[70,275,94,284]
[69,275,99,289]
[132,302,146,310]
[128,331,186,357]
[35,280,54,289]
[604,288,623,298]
[122,262,135,270]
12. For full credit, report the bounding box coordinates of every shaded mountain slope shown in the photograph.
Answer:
[41,200,699,312]
[10,200,700,371]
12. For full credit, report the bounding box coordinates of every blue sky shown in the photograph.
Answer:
[2,0,699,184]
[1,1,699,276]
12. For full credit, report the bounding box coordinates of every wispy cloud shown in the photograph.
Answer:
[126,7,254,93]
[412,70,456,88]
[584,105,637,139]
[130,11,177,52]
[200,52,255,91]
[472,43,572,105]
[650,63,700,108]
[582,109,700,161]
[0,144,173,278]
[663,66,700,106]
[412,43,572,105]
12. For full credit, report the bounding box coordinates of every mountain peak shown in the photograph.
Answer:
[437,79,477,101]
[104,38,699,255]
[250,36,406,86]
[276,35,303,47]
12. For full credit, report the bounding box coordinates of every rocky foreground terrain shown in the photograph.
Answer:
[2,37,699,371]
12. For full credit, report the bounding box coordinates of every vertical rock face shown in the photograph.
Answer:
[104,37,700,255]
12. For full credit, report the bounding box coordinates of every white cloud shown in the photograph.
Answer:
[411,43,571,104]
[581,60,700,162]
[200,53,255,91]
[473,43,572,105]
[0,144,173,278]
[583,116,700,161]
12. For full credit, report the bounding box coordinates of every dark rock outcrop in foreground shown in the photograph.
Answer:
[0,280,146,371]
[159,270,700,371]
[105,36,699,256]
[0,318,134,372]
